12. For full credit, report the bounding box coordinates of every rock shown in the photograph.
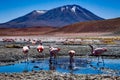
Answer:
[0,71,120,80]
[5,44,22,48]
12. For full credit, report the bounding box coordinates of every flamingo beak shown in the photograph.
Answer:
[58,48,60,51]
[104,48,107,51]
[27,46,30,49]
[103,48,107,51]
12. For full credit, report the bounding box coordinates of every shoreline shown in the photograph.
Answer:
[0,55,120,66]
[0,70,120,80]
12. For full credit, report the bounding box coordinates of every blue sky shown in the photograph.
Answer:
[0,0,120,23]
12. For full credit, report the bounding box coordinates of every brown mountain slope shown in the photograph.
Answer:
[0,27,56,36]
[51,18,120,33]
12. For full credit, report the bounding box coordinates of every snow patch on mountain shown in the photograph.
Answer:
[71,6,76,12]
[61,7,65,11]
[35,10,46,14]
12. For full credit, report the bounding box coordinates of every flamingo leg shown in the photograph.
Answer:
[24,57,29,72]
[42,52,45,61]
[27,53,29,62]
[41,52,45,70]
[25,53,28,62]
[49,58,52,64]
[97,56,100,66]
[102,56,105,66]
[54,54,57,64]
[44,52,45,59]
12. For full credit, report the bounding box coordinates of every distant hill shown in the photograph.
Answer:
[0,18,120,36]
[50,17,120,33]
[0,26,56,36]
[0,4,103,28]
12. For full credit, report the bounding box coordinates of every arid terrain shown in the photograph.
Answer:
[51,17,120,34]
[0,27,56,36]
[0,17,120,37]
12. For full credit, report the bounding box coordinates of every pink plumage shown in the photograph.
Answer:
[23,46,30,54]
[37,45,44,53]
[49,46,60,56]
[93,48,107,55]
[68,50,75,57]
[89,45,107,56]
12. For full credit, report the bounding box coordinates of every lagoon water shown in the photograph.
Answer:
[0,57,120,75]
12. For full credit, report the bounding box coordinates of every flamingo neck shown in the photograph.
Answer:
[89,45,94,54]
[40,42,42,45]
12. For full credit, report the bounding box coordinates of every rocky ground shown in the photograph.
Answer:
[0,70,120,80]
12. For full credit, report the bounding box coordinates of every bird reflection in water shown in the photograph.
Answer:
[49,57,56,70]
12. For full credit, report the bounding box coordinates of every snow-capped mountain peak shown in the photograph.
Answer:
[61,7,65,11]
[66,6,69,9]
[0,4,104,28]
[35,10,46,14]
[71,6,76,12]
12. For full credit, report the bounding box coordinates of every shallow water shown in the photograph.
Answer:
[0,57,120,75]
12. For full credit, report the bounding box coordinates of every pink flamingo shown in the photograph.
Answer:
[23,46,30,54]
[31,40,37,45]
[49,46,60,64]
[68,50,75,58]
[37,43,44,53]
[22,45,30,72]
[89,44,107,65]
[37,42,44,59]
[31,42,44,70]
[68,50,75,69]
[23,46,30,61]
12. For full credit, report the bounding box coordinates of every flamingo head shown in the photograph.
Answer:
[39,41,42,45]
[57,48,60,51]
[27,45,30,49]
[48,45,51,48]
[103,48,107,52]
[68,50,75,58]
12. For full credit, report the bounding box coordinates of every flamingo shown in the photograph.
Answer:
[49,46,60,64]
[36,42,44,60]
[23,45,30,61]
[22,45,30,72]
[88,44,107,65]
[68,50,75,58]
[37,42,44,58]
[31,40,37,45]
[32,42,44,71]
[68,50,75,69]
